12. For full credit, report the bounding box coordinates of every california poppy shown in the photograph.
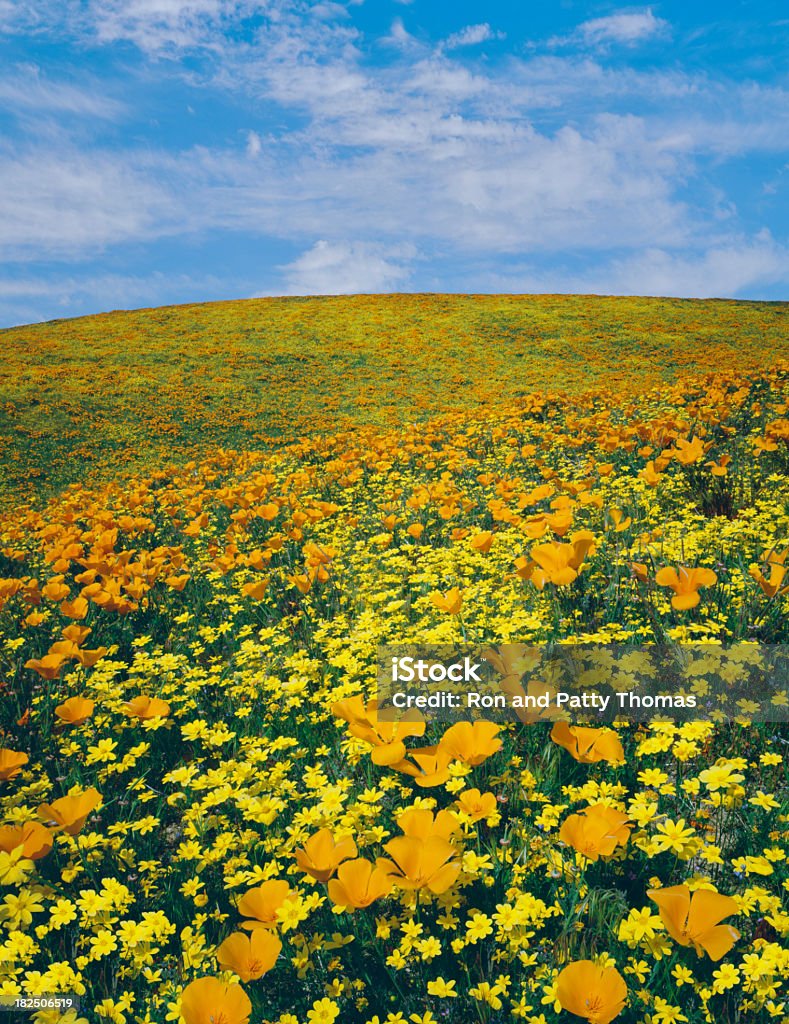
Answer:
[328,858,393,910]
[655,566,717,610]
[390,746,452,788]
[551,722,624,764]
[455,789,498,823]
[122,695,171,719]
[396,808,458,840]
[559,805,631,861]
[0,748,29,781]
[378,836,460,894]
[333,697,425,766]
[54,696,95,725]
[238,880,291,929]
[294,829,357,882]
[216,929,281,981]
[556,960,627,1024]
[37,787,102,835]
[438,721,502,766]
[0,821,52,860]
[430,588,463,615]
[648,884,740,960]
[180,977,251,1024]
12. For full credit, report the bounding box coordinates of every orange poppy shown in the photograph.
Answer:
[455,789,498,823]
[333,697,425,766]
[378,836,460,895]
[293,829,358,883]
[122,695,171,719]
[429,588,463,615]
[216,929,281,981]
[396,808,458,840]
[550,722,624,764]
[556,960,627,1024]
[390,746,452,788]
[0,821,53,860]
[54,696,95,725]
[180,977,251,1024]
[328,858,393,910]
[37,787,102,835]
[438,721,502,766]
[648,884,740,961]
[559,805,631,861]
[237,880,291,929]
[0,748,29,781]
[655,566,717,610]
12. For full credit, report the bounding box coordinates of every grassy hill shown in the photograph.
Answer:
[2,293,786,504]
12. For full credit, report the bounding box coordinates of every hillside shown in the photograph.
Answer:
[1,293,786,505]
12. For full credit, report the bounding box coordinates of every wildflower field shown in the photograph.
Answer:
[0,293,788,1024]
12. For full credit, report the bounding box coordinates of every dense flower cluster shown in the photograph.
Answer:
[0,307,787,1023]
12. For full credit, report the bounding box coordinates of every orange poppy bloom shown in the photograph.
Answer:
[54,696,95,725]
[237,879,291,929]
[294,829,357,883]
[328,858,393,910]
[550,722,624,764]
[75,647,107,668]
[60,596,89,619]
[556,960,627,1024]
[649,884,740,960]
[396,808,458,840]
[528,531,596,589]
[482,644,542,682]
[672,436,708,465]
[122,695,171,719]
[469,531,494,554]
[333,697,425,766]
[180,977,251,1024]
[655,566,717,610]
[438,721,502,766]
[429,587,463,615]
[455,789,498,823]
[706,453,732,476]
[24,652,68,680]
[241,579,269,600]
[216,929,281,981]
[749,547,788,598]
[390,746,452,788]
[37,787,102,835]
[61,624,91,645]
[0,748,29,781]
[640,460,662,487]
[559,805,632,861]
[378,835,460,894]
[0,821,53,860]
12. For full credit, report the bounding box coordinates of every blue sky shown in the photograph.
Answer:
[1,1,788,326]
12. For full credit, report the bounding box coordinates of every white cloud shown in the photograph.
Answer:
[479,231,789,299]
[0,66,125,118]
[381,17,415,50]
[276,240,415,294]
[602,232,789,297]
[0,270,223,326]
[0,147,179,259]
[443,24,502,50]
[551,9,669,50]
[246,130,262,157]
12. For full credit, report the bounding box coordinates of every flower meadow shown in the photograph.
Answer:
[0,295,788,1024]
